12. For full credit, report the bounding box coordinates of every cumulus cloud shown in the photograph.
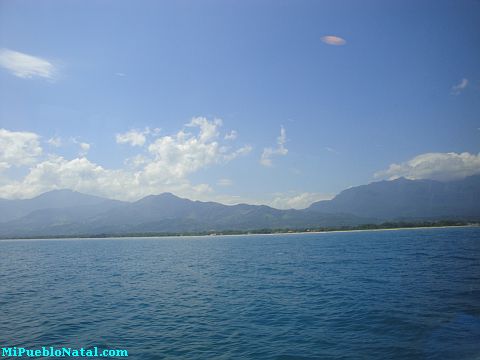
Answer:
[0,155,161,201]
[124,154,148,168]
[0,118,251,201]
[451,78,468,95]
[270,192,333,210]
[0,129,42,168]
[0,152,215,201]
[186,117,222,142]
[145,117,249,180]
[321,35,346,46]
[116,129,148,147]
[0,48,56,79]
[375,152,480,181]
[0,156,111,199]
[116,127,162,147]
[260,126,288,167]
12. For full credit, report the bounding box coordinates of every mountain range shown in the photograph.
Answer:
[0,175,479,238]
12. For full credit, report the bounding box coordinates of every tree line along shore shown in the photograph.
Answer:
[1,220,477,240]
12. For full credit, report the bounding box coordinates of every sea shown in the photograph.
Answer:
[1,227,480,359]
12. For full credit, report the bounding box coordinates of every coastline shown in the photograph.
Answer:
[266,224,477,236]
[0,224,477,241]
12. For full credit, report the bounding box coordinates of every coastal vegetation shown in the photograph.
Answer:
[2,220,476,240]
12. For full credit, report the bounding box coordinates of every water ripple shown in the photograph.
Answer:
[1,227,480,359]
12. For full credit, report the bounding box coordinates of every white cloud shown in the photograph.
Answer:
[224,145,253,161]
[224,130,237,140]
[0,48,56,79]
[151,127,162,136]
[0,154,219,201]
[321,35,346,46]
[0,118,251,201]
[186,117,222,142]
[260,126,288,167]
[47,136,62,147]
[270,192,333,209]
[71,138,91,156]
[79,142,90,155]
[124,154,148,168]
[375,152,480,181]
[144,117,247,180]
[116,129,147,147]
[217,178,233,187]
[451,78,468,95]
[214,191,332,209]
[0,129,42,168]
[0,155,138,200]
[325,146,339,154]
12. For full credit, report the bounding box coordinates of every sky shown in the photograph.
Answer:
[0,0,479,209]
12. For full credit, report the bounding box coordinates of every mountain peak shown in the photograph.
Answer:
[0,188,122,224]
[32,189,108,202]
[34,188,79,198]
[134,192,188,205]
[158,192,180,198]
[391,177,410,182]
[309,175,480,219]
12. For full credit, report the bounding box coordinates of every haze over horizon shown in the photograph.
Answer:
[0,0,479,209]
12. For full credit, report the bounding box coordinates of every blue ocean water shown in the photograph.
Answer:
[1,227,480,359]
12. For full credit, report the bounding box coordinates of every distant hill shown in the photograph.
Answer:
[0,189,124,223]
[0,191,368,237]
[0,175,479,238]
[82,192,370,234]
[308,175,480,220]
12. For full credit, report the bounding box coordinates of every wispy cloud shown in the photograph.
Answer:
[0,48,56,80]
[224,130,237,140]
[325,146,339,154]
[79,142,90,156]
[217,178,233,187]
[375,152,480,181]
[451,78,468,95]
[260,126,288,167]
[321,35,346,46]
[47,136,62,147]
[71,138,91,156]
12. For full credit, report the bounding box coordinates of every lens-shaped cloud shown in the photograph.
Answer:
[0,48,56,79]
[321,35,346,46]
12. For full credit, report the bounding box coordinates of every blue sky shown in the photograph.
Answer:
[0,0,479,208]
